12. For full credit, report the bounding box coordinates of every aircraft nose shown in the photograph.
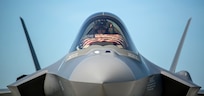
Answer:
[69,50,136,83]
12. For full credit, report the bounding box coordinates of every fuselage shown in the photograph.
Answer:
[59,12,151,83]
[48,12,154,95]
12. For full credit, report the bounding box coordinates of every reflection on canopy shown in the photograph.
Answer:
[78,18,127,49]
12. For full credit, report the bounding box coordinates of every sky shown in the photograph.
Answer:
[0,0,204,90]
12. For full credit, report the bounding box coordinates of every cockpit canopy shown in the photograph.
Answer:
[86,19,121,35]
[79,18,126,49]
[70,12,137,53]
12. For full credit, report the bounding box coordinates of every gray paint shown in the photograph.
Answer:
[0,12,201,96]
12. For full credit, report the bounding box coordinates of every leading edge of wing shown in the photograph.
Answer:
[0,88,11,96]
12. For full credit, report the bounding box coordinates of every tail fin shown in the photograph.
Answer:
[20,17,41,71]
[170,18,192,73]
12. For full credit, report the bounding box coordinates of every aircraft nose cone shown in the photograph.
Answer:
[69,51,136,83]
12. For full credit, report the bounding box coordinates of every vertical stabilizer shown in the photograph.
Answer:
[170,18,192,72]
[20,17,41,71]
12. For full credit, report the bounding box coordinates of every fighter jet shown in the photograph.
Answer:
[0,12,203,96]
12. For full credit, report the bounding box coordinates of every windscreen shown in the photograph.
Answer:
[77,18,127,49]
[69,12,138,53]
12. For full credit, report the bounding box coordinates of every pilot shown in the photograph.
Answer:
[80,19,125,49]
[107,23,119,34]
[87,19,106,35]
[95,19,108,34]
[96,26,106,34]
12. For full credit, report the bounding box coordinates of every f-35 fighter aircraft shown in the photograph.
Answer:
[0,12,203,96]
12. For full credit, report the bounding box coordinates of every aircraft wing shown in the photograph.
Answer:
[0,89,11,96]
[198,90,204,96]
